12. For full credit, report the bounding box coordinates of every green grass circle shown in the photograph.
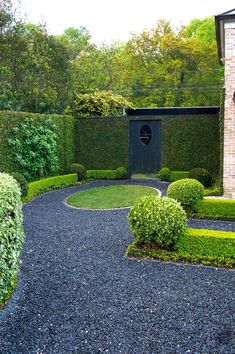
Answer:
[67,185,159,209]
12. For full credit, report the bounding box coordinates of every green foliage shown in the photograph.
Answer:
[169,171,189,181]
[67,185,158,209]
[8,117,59,180]
[126,236,234,269]
[0,111,75,177]
[162,116,220,175]
[177,228,235,259]
[188,167,212,187]
[23,174,77,202]
[0,3,223,112]
[0,1,71,114]
[10,172,28,197]
[86,170,117,180]
[195,198,235,220]
[74,117,128,170]
[128,195,186,248]
[65,90,133,117]
[68,163,86,181]
[159,167,171,181]
[204,186,222,197]
[167,178,204,212]
[0,173,24,303]
[116,167,128,180]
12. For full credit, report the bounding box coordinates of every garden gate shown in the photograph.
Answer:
[129,119,161,173]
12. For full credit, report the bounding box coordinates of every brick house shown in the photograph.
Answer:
[215,9,235,198]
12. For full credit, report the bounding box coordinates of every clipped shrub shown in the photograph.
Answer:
[159,167,171,181]
[169,171,189,181]
[23,174,78,202]
[196,199,235,220]
[204,186,222,197]
[0,173,24,303]
[86,170,117,180]
[126,227,235,268]
[188,167,212,188]
[116,166,128,180]
[11,173,28,197]
[68,163,86,181]
[177,228,235,259]
[167,178,204,212]
[128,195,186,248]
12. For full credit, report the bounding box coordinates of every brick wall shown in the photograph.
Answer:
[224,26,235,198]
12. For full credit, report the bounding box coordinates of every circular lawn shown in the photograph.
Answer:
[67,184,159,209]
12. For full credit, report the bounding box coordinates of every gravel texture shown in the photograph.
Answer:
[0,179,234,354]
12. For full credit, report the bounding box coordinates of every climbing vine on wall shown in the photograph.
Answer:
[8,118,59,180]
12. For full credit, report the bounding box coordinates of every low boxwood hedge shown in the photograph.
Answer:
[0,173,24,305]
[23,174,78,202]
[203,187,222,197]
[86,168,128,180]
[126,227,235,268]
[177,228,235,258]
[193,199,235,220]
[86,170,117,180]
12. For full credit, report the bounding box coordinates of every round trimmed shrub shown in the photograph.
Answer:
[159,167,171,181]
[128,195,186,248]
[188,168,212,188]
[167,178,204,212]
[116,166,128,180]
[11,173,28,197]
[0,173,24,303]
[68,163,86,181]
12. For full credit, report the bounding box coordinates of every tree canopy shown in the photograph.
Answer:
[0,0,223,113]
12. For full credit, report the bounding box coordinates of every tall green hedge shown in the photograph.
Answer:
[74,117,128,169]
[0,111,75,178]
[0,111,220,177]
[161,115,220,175]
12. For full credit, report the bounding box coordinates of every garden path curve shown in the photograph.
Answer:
[0,179,234,354]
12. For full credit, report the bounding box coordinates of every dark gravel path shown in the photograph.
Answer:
[0,179,234,354]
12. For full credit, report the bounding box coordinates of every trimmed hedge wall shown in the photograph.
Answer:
[0,111,220,177]
[0,173,24,303]
[161,115,220,175]
[74,117,128,170]
[0,111,75,178]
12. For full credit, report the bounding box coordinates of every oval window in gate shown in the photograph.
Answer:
[140,125,152,145]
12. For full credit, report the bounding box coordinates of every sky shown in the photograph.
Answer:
[16,0,235,45]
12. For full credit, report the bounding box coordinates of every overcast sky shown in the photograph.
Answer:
[16,0,235,44]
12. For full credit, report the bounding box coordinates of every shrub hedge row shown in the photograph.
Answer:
[177,228,235,259]
[195,199,235,220]
[22,174,78,202]
[126,228,235,268]
[0,173,24,304]
[0,111,220,176]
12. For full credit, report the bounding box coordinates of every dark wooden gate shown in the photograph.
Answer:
[129,120,161,173]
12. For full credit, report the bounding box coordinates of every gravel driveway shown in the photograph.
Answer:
[0,180,234,354]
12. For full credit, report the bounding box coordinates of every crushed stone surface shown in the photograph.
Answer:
[0,179,234,354]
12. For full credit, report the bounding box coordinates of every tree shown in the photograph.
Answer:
[65,90,133,117]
